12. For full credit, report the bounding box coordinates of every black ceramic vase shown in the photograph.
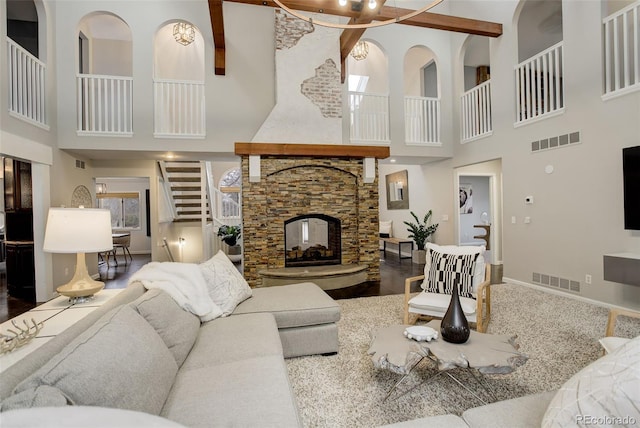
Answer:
[440,280,470,344]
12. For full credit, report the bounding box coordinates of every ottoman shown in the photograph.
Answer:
[232,282,341,358]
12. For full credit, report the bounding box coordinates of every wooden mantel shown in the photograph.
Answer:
[235,142,390,159]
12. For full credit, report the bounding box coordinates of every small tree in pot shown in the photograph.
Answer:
[404,210,439,264]
[217,225,242,259]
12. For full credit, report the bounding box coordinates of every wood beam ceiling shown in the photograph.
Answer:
[215,1,503,78]
[208,0,226,75]
[225,0,502,38]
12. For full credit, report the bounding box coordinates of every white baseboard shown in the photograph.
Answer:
[503,276,639,312]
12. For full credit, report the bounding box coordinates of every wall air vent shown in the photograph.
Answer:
[75,159,85,169]
[532,272,580,293]
[531,131,580,153]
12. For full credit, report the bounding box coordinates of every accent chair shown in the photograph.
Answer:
[404,243,491,332]
[599,307,640,354]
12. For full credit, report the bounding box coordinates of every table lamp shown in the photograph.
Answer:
[43,207,113,301]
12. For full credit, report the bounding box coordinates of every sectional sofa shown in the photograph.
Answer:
[0,279,341,427]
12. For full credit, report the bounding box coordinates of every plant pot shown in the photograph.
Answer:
[226,244,242,263]
[412,249,426,264]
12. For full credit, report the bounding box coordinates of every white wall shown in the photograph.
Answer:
[442,0,640,310]
[154,23,204,81]
[53,1,276,156]
[403,46,435,97]
[378,162,455,245]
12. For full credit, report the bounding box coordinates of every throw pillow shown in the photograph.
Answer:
[379,220,393,238]
[542,335,640,428]
[11,305,178,415]
[199,250,252,316]
[131,289,201,367]
[421,243,485,293]
[425,250,478,298]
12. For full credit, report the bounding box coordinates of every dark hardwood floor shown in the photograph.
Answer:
[0,250,424,323]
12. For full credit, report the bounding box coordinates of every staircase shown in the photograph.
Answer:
[161,161,211,223]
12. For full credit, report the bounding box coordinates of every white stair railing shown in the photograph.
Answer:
[404,96,440,145]
[154,79,205,138]
[461,80,492,142]
[603,1,640,99]
[515,41,564,125]
[349,92,390,144]
[77,74,133,135]
[7,38,47,128]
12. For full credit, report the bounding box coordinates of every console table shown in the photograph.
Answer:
[381,237,414,260]
[0,289,124,373]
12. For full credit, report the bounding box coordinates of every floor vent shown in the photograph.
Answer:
[532,272,580,293]
[531,131,580,153]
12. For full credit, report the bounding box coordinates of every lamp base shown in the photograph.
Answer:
[56,252,105,299]
[56,281,104,299]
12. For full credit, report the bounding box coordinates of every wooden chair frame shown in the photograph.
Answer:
[604,307,640,337]
[403,264,491,333]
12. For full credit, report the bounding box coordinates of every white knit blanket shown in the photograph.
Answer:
[128,262,222,322]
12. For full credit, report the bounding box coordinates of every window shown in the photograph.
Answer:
[97,192,140,229]
[219,168,241,219]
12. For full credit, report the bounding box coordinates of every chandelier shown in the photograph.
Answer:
[350,40,369,61]
[173,22,195,46]
[272,0,444,30]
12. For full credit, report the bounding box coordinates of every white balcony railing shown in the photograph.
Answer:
[461,80,492,142]
[154,79,205,138]
[349,91,390,144]
[404,96,440,145]
[7,38,47,129]
[77,74,133,135]
[515,41,564,125]
[603,1,640,99]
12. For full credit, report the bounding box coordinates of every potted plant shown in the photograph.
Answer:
[217,225,242,260]
[403,210,439,264]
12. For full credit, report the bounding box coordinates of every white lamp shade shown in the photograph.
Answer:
[43,208,114,253]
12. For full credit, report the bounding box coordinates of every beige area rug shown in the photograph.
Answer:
[285,283,640,427]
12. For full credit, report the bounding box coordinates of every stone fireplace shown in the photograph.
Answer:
[236,143,388,288]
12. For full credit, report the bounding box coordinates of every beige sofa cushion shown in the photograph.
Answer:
[232,282,340,328]
[131,289,200,367]
[8,305,178,415]
[162,355,301,428]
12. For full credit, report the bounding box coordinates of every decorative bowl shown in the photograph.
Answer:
[403,326,438,342]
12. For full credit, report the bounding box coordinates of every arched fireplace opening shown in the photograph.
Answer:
[285,214,341,267]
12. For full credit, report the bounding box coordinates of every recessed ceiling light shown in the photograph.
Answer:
[390,159,396,163]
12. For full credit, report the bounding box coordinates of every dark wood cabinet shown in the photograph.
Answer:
[5,242,35,301]
[3,157,35,302]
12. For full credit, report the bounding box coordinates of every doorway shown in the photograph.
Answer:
[455,160,503,281]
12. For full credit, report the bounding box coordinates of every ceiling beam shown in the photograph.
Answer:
[377,6,502,37]
[339,1,388,83]
[225,0,503,37]
[209,0,226,75]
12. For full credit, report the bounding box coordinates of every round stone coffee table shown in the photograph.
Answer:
[368,321,528,402]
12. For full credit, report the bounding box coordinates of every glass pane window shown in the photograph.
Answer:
[98,193,140,229]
